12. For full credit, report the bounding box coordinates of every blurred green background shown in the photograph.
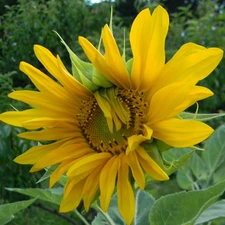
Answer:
[0,0,225,224]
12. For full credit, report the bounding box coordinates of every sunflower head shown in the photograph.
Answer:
[0,5,223,225]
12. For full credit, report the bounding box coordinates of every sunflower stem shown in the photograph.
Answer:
[94,204,116,225]
[74,209,90,225]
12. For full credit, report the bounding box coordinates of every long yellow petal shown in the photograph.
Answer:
[102,25,131,89]
[130,8,151,89]
[34,45,63,82]
[60,179,85,212]
[22,118,77,130]
[20,62,67,96]
[0,109,45,127]
[83,165,103,211]
[117,157,135,225]
[100,155,119,212]
[31,145,92,171]
[170,86,213,117]
[18,128,81,141]
[14,139,72,165]
[152,44,223,94]
[9,90,80,112]
[124,152,145,190]
[130,6,169,90]
[79,36,122,87]
[50,159,75,188]
[148,82,192,124]
[151,118,214,147]
[142,6,169,90]
[137,146,169,181]
[67,152,111,177]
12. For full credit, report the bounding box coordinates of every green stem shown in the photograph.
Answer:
[94,204,116,225]
[74,209,90,225]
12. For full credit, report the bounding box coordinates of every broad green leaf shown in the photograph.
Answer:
[202,125,225,175]
[149,179,225,225]
[134,190,155,225]
[195,200,225,224]
[179,112,225,121]
[6,188,63,205]
[176,152,207,190]
[176,169,193,190]
[188,153,206,178]
[0,198,36,225]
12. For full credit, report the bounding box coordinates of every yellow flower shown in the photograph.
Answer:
[0,5,223,225]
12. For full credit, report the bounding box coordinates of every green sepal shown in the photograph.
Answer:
[163,148,194,175]
[126,58,133,75]
[178,111,225,121]
[54,31,100,91]
[143,142,194,176]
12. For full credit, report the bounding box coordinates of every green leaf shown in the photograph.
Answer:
[176,169,193,190]
[202,125,225,175]
[149,179,225,225]
[0,198,36,225]
[6,188,63,205]
[176,152,207,190]
[134,190,155,225]
[188,153,206,178]
[195,200,225,224]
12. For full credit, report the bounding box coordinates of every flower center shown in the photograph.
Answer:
[77,88,148,154]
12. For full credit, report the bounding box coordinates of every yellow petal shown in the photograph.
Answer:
[20,62,66,97]
[9,90,80,114]
[22,117,77,130]
[130,6,169,90]
[117,158,135,225]
[142,6,169,90]
[171,86,213,117]
[14,139,71,165]
[100,155,120,211]
[124,152,145,189]
[151,118,214,147]
[67,152,111,177]
[130,8,151,89]
[83,165,103,211]
[148,82,192,124]
[79,36,121,87]
[126,124,153,154]
[31,144,92,171]
[34,45,63,82]
[102,25,131,89]
[50,159,75,188]
[0,109,47,127]
[152,44,223,94]
[60,179,85,212]
[137,146,169,181]
[18,128,81,141]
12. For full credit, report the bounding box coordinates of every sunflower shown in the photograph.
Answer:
[0,5,223,225]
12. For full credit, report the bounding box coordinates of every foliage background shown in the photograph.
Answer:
[0,0,225,224]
